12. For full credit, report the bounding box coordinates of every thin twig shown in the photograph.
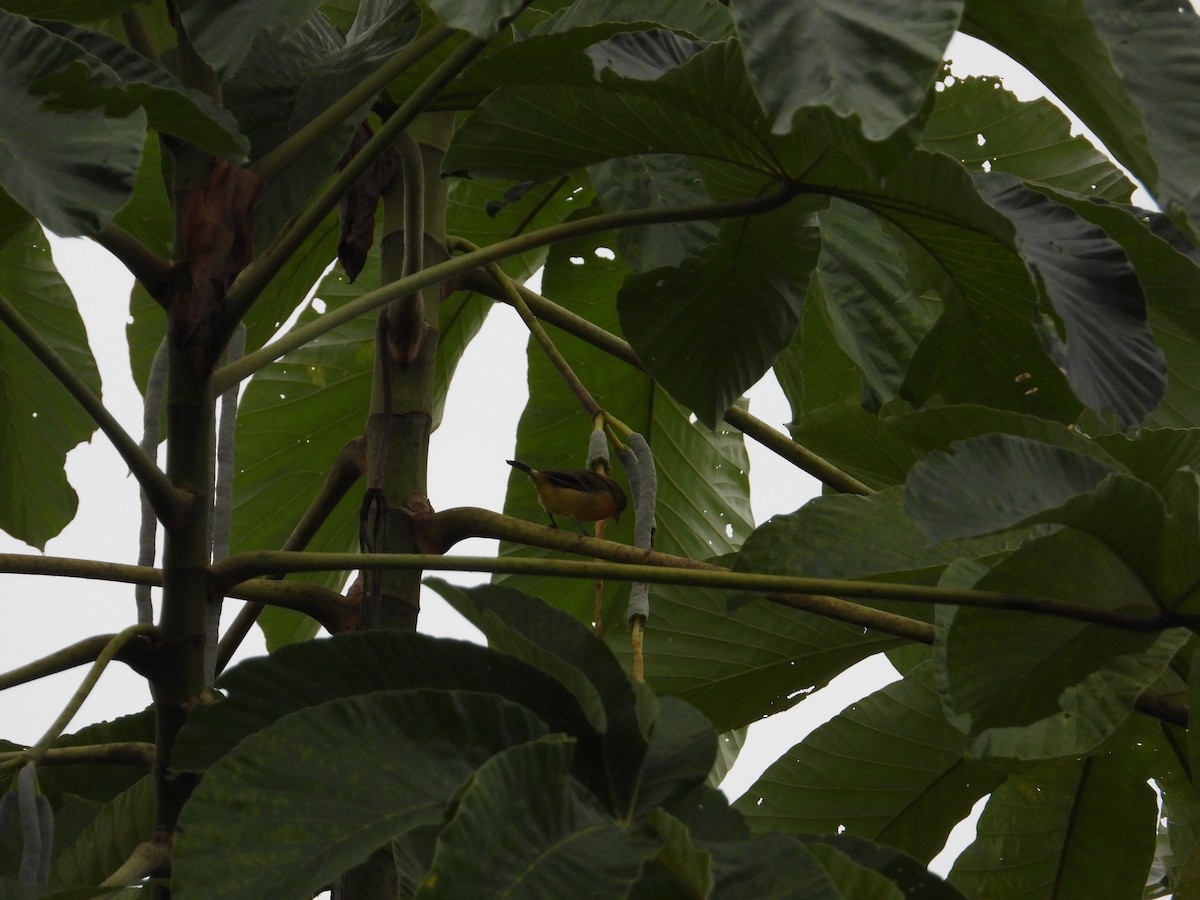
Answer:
[0,635,118,692]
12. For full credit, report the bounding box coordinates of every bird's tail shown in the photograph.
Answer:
[506,459,532,475]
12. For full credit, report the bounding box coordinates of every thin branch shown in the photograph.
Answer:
[723,406,874,496]
[0,554,160,585]
[227,578,356,636]
[487,260,600,418]
[0,294,187,526]
[210,530,1171,635]
[213,184,804,394]
[92,223,172,302]
[25,625,158,763]
[222,34,487,331]
[0,635,118,692]
[0,742,154,770]
[251,25,455,184]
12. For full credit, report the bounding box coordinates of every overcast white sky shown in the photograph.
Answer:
[0,30,1147,876]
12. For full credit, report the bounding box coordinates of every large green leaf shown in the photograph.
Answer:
[1026,192,1200,429]
[0,222,101,548]
[805,844,905,900]
[49,776,153,888]
[0,11,144,236]
[444,40,800,183]
[3,0,143,20]
[172,690,550,900]
[903,433,1118,542]
[426,581,650,816]
[979,175,1164,427]
[949,755,1157,900]
[732,0,960,137]
[589,153,718,273]
[736,486,1028,592]
[618,200,820,425]
[426,0,527,37]
[35,21,248,160]
[813,201,939,403]
[920,75,1133,201]
[637,697,718,815]
[935,527,1187,759]
[178,0,327,77]
[808,834,969,900]
[647,808,843,900]
[172,631,593,773]
[961,0,1200,233]
[417,738,660,898]
[735,664,1004,863]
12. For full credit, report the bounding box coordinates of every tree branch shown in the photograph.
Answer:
[92,223,172,302]
[101,841,171,889]
[23,625,158,764]
[0,635,133,692]
[212,184,804,394]
[723,406,874,495]
[0,294,187,526]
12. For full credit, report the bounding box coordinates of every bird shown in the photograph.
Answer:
[507,460,627,530]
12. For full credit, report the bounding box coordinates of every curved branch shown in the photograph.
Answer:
[0,635,122,692]
[212,184,804,394]
[93,223,172,302]
[0,294,187,526]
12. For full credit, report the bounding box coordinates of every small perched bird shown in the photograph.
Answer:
[507,460,627,530]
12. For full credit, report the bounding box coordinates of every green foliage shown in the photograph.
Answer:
[2,1,1200,897]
